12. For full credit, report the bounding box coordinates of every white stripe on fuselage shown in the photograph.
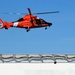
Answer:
[13,22,18,27]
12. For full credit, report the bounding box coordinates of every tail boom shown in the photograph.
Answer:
[0,19,13,29]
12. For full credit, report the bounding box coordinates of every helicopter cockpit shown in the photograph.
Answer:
[36,19,48,25]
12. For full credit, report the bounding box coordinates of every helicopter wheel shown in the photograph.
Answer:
[45,27,47,30]
[26,29,30,32]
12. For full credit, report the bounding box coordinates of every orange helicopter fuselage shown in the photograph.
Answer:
[0,8,52,32]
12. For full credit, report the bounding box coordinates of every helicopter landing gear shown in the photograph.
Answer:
[26,29,30,32]
[49,25,50,27]
[26,26,30,32]
[45,27,47,30]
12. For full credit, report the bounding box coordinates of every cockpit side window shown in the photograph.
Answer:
[36,19,41,24]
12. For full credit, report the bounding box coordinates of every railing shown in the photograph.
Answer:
[0,54,75,63]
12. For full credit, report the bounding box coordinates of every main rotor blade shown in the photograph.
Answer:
[33,11,59,15]
[3,13,27,15]
[3,11,59,15]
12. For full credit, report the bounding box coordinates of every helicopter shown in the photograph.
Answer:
[0,8,59,32]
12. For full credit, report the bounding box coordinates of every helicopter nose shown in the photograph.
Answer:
[47,22,52,27]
